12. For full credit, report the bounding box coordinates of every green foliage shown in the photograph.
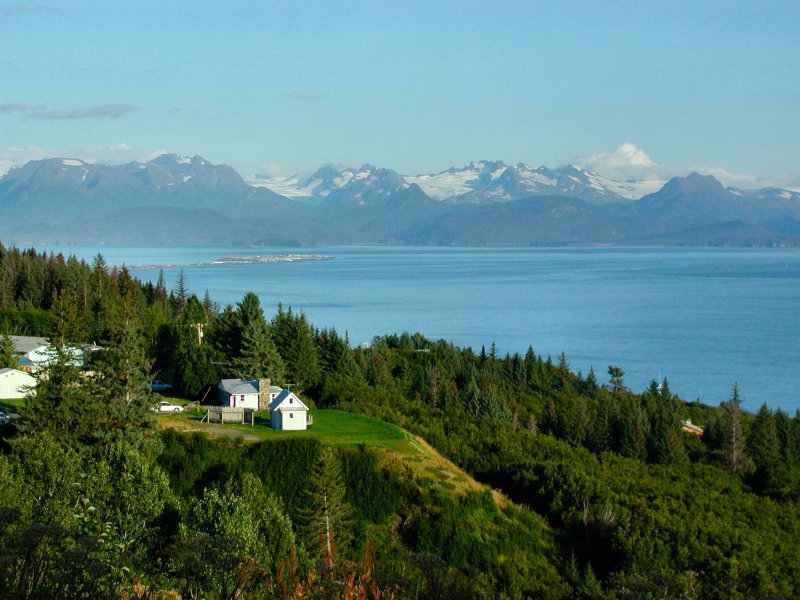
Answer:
[0,432,172,598]
[158,429,248,496]
[0,332,18,369]
[339,445,402,525]
[234,317,285,382]
[272,304,321,393]
[247,437,321,521]
[3,244,800,598]
[298,447,354,561]
[21,342,98,448]
[171,474,298,599]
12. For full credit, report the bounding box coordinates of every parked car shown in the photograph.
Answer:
[149,379,173,392]
[155,401,184,413]
[0,411,7,425]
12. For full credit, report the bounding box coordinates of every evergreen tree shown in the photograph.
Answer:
[22,342,97,449]
[523,346,538,387]
[647,403,686,465]
[233,318,286,382]
[722,384,752,476]
[91,253,109,303]
[608,365,626,394]
[589,392,614,453]
[51,288,85,344]
[272,305,321,393]
[91,313,161,457]
[0,332,18,369]
[584,366,599,396]
[775,408,800,463]
[316,327,361,380]
[174,269,188,314]
[746,403,782,493]
[460,373,481,419]
[173,295,221,395]
[617,396,648,461]
[299,448,353,563]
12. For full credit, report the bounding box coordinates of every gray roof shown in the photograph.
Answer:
[269,388,309,412]
[0,367,34,377]
[10,336,49,354]
[218,379,259,395]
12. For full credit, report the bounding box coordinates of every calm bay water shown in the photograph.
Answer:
[35,245,800,413]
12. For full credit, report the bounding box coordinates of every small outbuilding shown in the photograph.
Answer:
[269,389,310,431]
[0,368,37,399]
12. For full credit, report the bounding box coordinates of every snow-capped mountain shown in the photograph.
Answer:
[121,153,248,189]
[253,164,410,206]
[253,161,666,206]
[408,162,665,204]
[3,154,800,246]
[0,153,300,227]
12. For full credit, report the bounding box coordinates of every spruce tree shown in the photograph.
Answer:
[233,319,285,382]
[92,314,160,457]
[722,384,752,476]
[22,342,97,449]
[299,448,353,563]
[747,403,781,492]
[0,332,18,369]
[608,365,626,394]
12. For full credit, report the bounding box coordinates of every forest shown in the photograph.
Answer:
[1,242,799,599]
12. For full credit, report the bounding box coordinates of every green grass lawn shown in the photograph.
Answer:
[161,407,490,497]
[164,408,415,452]
[0,398,25,414]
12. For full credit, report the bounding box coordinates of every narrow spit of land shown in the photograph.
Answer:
[128,253,333,270]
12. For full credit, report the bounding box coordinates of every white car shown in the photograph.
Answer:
[155,401,184,413]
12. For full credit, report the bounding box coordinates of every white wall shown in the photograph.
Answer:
[280,409,307,430]
[226,392,259,410]
[0,370,36,399]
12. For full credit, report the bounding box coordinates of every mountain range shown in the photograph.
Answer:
[1,154,799,246]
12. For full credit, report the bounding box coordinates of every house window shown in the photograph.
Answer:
[290,413,294,418]
[289,397,293,403]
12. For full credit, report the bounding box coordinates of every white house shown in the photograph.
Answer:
[0,368,37,400]
[268,384,283,403]
[218,379,260,410]
[10,336,85,373]
[269,389,310,431]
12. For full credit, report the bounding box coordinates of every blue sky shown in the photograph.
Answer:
[1,0,798,188]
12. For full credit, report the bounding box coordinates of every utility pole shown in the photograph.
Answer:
[192,322,204,345]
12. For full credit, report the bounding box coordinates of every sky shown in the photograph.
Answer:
[1,0,799,188]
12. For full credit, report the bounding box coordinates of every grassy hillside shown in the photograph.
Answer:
[159,407,496,499]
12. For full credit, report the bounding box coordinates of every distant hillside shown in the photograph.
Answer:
[1,155,799,246]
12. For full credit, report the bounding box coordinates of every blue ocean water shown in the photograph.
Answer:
[35,245,800,413]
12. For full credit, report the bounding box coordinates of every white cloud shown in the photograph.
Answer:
[0,144,167,176]
[573,142,674,181]
[573,142,800,191]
